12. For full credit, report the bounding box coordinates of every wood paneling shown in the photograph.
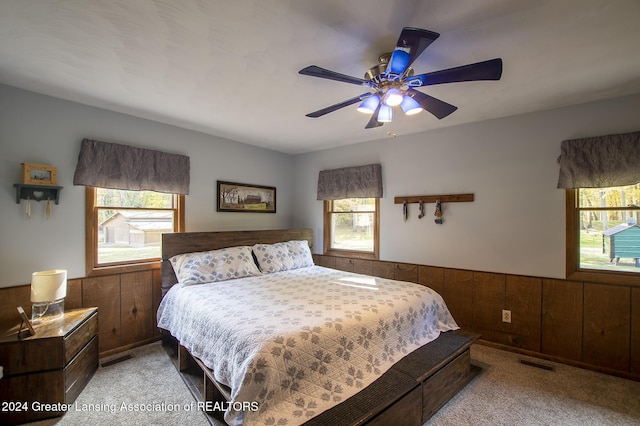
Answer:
[394,263,418,283]
[373,261,395,279]
[632,288,640,375]
[542,279,583,360]
[505,275,542,351]
[335,257,354,272]
[82,275,121,352]
[353,259,373,275]
[313,255,336,269]
[418,266,444,295]
[120,271,154,346]
[472,272,505,343]
[583,283,630,372]
[0,285,31,331]
[443,270,474,328]
[66,278,83,310]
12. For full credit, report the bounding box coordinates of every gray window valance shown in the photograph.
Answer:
[317,163,383,200]
[557,130,640,189]
[73,138,190,194]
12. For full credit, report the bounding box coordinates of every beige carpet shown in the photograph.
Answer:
[428,344,640,426]
[31,341,210,426]
[30,341,640,425]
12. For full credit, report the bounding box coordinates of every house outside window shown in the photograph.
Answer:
[324,198,379,259]
[86,187,184,274]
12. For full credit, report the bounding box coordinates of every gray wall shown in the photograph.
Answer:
[292,94,640,279]
[0,84,294,286]
[3,82,639,286]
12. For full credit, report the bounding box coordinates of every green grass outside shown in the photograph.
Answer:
[98,245,160,264]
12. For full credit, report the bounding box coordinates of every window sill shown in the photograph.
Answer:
[324,249,378,260]
[567,268,640,287]
[87,260,161,277]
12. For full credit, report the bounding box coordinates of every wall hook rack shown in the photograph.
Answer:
[393,193,474,205]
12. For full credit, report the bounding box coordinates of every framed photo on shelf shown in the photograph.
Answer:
[21,163,57,186]
[217,180,276,213]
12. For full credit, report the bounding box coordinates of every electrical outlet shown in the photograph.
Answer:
[502,309,512,323]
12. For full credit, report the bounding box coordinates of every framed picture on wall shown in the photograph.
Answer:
[21,163,57,186]
[217,181,276,213]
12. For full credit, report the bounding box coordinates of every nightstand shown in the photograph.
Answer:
[0,307,98,425]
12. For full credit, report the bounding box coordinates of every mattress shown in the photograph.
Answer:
[157,265,458,425]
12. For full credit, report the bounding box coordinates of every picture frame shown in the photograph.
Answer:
[217,180,276,213]
[17,306,36,337]
[21,163,57,186]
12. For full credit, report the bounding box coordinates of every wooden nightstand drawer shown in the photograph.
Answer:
[0,308,99,425]
[64,312,98,364]
[65,335,99,403]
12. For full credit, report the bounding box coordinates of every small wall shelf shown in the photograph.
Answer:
[394,193,474,204]
[14,184,63,205]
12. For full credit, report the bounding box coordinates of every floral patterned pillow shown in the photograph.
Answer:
[252,240,314,273]
[170,246,261,285]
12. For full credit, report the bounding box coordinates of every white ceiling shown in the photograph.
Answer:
[1,0,639,155]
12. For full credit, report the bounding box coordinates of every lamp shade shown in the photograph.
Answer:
[31,270,67,303]
[400,95,423,115]
[377,104,393,122]
[357,95,380,114]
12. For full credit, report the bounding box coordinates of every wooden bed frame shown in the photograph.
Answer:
[160,228,481,425]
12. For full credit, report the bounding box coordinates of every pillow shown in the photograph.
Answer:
[252,240,314,273]
[169,246,261,285]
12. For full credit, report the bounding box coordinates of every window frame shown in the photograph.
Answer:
[566,188,640,286]
[85,187,185,276]
[323,198,379,260]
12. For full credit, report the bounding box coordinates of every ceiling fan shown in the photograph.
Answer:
[299,27,503,129]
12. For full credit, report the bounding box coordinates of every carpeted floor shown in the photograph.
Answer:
[427,344,640,425]
[30,341,640,425]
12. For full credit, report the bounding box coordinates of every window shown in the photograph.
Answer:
[324,198,379,259]
[567,184,640,284]
[86,187,185,275]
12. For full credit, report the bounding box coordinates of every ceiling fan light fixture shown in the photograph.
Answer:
[357,95,380,114]
[400,95,423,115]
[388,50,410,75]
[385,88,404,106]
[378,104,393,122]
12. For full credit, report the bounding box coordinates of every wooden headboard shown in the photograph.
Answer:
[161,228,313,295]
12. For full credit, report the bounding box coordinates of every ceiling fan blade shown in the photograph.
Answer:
[299,65,371,86]
[408,58,503,87]
[387,27,440,78]
[407,89,457,119]
[306,93,372,118]
[365,103,384,129]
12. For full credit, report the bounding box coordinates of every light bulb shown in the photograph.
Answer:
[385,88,403,107]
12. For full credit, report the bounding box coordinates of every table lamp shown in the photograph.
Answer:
[31,269,67,323]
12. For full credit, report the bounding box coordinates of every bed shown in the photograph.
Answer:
[158,229,480,426]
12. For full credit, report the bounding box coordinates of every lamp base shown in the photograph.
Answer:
[32,299,64,323]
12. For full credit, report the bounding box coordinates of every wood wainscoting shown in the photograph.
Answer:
[313,255,640,381]
[2,255,638,379]
[0,268,163,357]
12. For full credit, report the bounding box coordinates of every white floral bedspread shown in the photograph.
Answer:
[157,265,458,425]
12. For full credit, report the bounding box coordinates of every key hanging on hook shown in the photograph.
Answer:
[402,200,408,222]
[418,200,425,219]
[434,199,443,224]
